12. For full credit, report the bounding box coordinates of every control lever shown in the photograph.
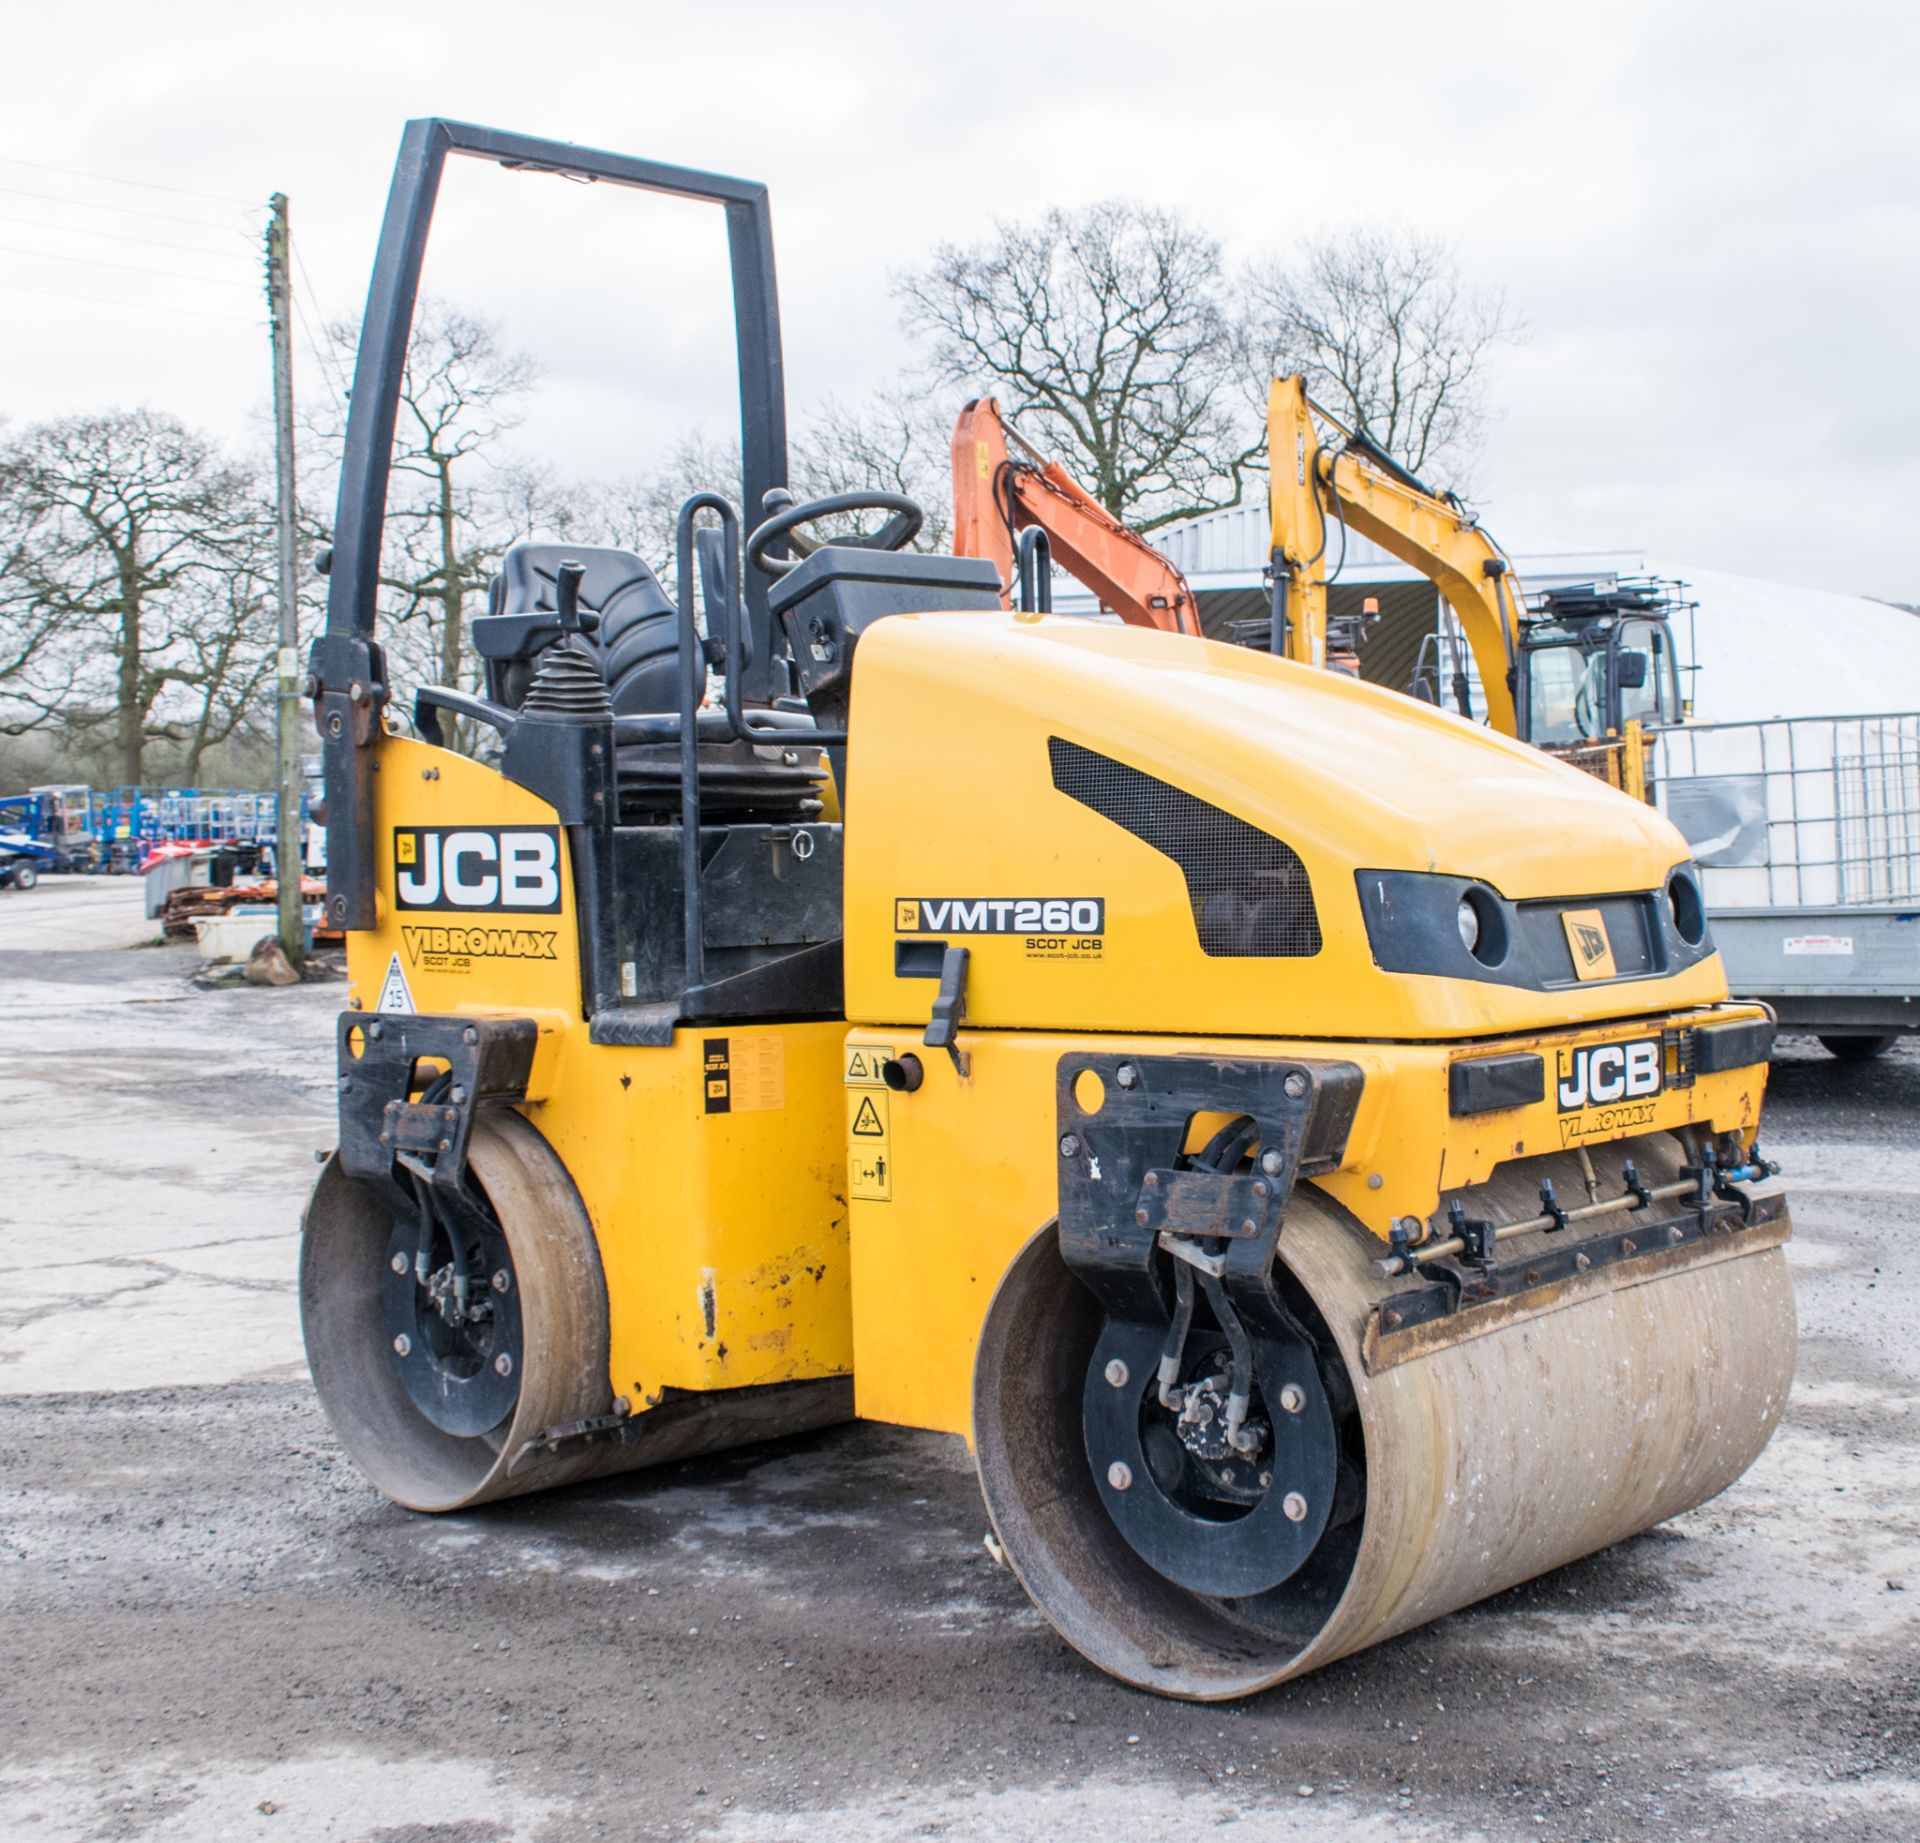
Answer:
[555,560,586,635]
[923,945,971,1079]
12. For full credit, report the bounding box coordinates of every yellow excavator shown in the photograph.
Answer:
[301,120,1794,1702]
[1265,375,1686,794]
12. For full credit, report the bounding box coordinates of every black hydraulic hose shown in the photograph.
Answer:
[1154,1257,1197,1409]
[1196,1269,1259,1452]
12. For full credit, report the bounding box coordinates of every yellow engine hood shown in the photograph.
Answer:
[843,612,1723,1042]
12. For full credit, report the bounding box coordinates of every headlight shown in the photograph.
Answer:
[1667,868,1707,946]
[1456,895,1482,954]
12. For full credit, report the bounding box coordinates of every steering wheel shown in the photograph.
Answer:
[745,490,924,577]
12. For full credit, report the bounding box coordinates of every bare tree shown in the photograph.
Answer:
[896,202,1256,529]
[791,388,951,551]
[534,392,949,595]
[175,539,279,779]
[312,301,541,693]
[1239,229,1524,482]
[0,409,269,783]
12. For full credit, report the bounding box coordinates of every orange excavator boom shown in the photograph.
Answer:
[950,398,1203,636]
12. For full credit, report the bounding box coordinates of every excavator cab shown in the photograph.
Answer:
[1517,581,1686,746]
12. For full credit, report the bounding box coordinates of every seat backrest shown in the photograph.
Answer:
[476,543,681,716]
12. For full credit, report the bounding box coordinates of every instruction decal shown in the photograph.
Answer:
[702,1036,786,1115]
[375,951,415,1015]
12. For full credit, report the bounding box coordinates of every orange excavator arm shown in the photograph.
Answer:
[950,398,1203,636]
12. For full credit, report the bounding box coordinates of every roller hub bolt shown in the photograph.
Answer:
[392,1334,411,1357]
[494,1353,514,1378]
[1107,1462,1133,1491]
[1282,1491,1309,1523]
[1279,1383,1306,1415]
[1104,1358,1130,1389]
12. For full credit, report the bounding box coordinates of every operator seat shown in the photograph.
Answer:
[474,543,681,716]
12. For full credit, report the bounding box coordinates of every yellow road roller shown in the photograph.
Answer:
[302,120,1794,1701]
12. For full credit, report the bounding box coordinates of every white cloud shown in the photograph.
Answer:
[1,0,1911,596]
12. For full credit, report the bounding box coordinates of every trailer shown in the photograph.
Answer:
[1654,710,1920,1056]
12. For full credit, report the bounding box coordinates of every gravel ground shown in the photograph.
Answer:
[1,880,1915,1842]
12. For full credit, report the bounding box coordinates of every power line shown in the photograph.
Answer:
[0,208,252,263]
[0,153,256,208]
[0,240,258,289]
[0,276,260,325]
[0,178,247,232]
[290,236,353,406]
[290,290,347,416]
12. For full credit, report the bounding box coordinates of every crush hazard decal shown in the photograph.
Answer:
[393,827,562,913]
[895,896,1104,962]
[844,1044,892,1201]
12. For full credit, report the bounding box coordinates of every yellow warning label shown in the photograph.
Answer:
[847,1086,891,1202]
[894,899,919,931]
[844,1043,894,1084]
[395,832,417,865]
[729,1036,786,1113]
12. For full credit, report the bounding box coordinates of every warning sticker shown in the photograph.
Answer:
[844,1044,895,1085]
[847,1087,891,1202]
[376,951,414,1015]
[1784,934,1854,956]
[702,1037,786,1115]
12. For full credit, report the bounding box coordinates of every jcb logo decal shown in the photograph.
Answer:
[1557,1038,1662,1111]
[393,827,562,913]
[895,896,1104,935]
[1560,907,1618,981]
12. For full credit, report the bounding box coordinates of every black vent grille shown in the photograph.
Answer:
[1048,738,1321,958]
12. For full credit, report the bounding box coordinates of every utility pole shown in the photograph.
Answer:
[265,192,304,969]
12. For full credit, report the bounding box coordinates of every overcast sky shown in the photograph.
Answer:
[2,0,1914,600]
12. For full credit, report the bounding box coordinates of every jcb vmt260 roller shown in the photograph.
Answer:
[302,120,1795,1701]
